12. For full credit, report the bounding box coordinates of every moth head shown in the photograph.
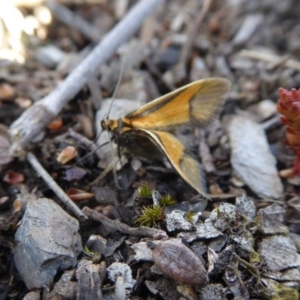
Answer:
[101,118,118,132]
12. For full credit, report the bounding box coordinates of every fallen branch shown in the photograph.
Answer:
[83,206,168,239]
[9,0,162,157]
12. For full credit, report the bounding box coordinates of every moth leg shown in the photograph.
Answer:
[87,156,119,186]
[117,143,122,159]
[112,161,123,190]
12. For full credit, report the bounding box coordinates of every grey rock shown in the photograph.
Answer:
[107,262,136,289]
[131,241,155,262]
[14,198,82,289]
[86,234,107,254]
[76,259,103,300]
[208,234,229,253]
[178,219,222,242]
[102,235,126,257]
[200,283,227,300]
[231,230,254,254]
[23,291,41,300]
[165,209,193,232]
[210,203,237,231]
[256,204,289,235]
[235,194,256,220]
[46,281,77,300]
[264,268,300,282]
[144,278,180,300]
[207,245,234,277]
[259,235,300,271]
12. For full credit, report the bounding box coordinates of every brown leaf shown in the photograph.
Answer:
[151,240,208,286]
[3,170,25,184]
[57,146,77,164]
[0,83,14,100]
[279,168,294,178]
[13,199,22,212]
[47,117,63,130]
[67,188,94,201]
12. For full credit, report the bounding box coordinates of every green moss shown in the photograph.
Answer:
[159,194,176,206]
[185,210,196,223]
[137,182,152,198]
[82,245,93,257]
[271,283,298,300]
[135,205,164,227]
[249,250,261,264]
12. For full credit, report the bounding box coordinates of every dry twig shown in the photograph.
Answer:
[83,206,168,239]
[26,152,87,221]
[87,156,120,187]
[207,193,238,200]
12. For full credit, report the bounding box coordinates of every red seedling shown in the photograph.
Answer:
[277,87,300,175]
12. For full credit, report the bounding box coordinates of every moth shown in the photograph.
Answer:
[101,78,231,197]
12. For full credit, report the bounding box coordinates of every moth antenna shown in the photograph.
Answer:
[75,138,108,166]
[98,59,125,190]
[107,59,125,118]
[107,131,123,190]
[94,126,104,144]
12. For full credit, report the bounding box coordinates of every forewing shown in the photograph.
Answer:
[125,78,231,131]
[190,78,231,127]
[138,129,208,197]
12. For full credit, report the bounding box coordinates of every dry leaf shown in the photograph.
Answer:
[279,168,294,178]
[0,83,14,100]
[47,117,63,130]
[65,166,87,181]
[67,188,94,201]
[151,240,208,286]
[57,146,77,164]
[3,170,25,184]
[13,199,22,212]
